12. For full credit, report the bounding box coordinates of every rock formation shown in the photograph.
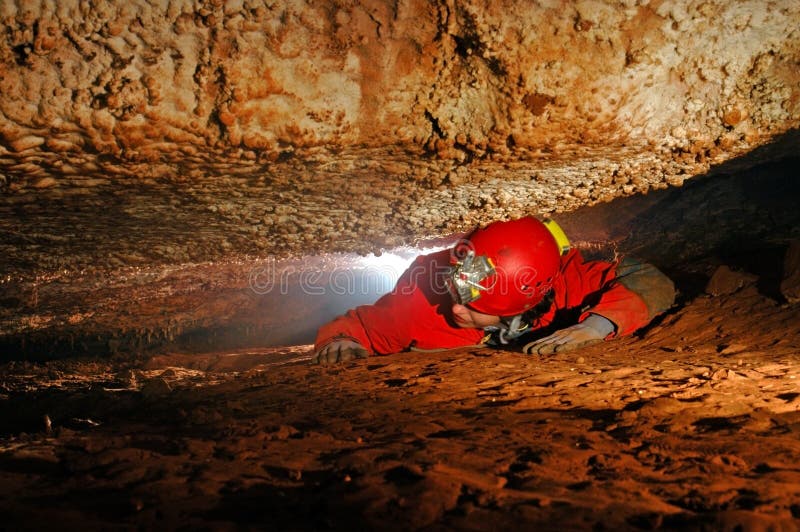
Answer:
[1,0,798,259]
[2,4,800,527]
[0,1,799,356]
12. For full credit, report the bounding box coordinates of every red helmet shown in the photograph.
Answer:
[448,217,563,316]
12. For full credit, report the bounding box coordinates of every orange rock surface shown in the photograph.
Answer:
[1,283,799,529]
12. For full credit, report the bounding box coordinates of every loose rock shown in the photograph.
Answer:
[705,265,759,296]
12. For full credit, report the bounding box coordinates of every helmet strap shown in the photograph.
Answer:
[495,314,528,344]
[484,289,556,345]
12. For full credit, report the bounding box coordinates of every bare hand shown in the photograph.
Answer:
[313,340,369,365]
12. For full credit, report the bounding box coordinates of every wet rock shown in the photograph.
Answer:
[705,265,758,296]
[780,240,800,304]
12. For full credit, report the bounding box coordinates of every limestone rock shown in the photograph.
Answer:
[780,241,800,303]
[0,1,799,360]
[0,0,798,259]
[705,265,759,296]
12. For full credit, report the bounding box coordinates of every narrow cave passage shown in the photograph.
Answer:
[1,154,799,530]
[2,0,799,528]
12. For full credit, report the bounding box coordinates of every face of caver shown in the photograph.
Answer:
[451,303,501,329]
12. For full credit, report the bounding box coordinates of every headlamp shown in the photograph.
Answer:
[448,250,496,306]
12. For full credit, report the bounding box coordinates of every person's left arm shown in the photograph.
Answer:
[584,256,676,335]
[525,254,675,355]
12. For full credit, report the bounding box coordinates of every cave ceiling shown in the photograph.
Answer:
[0,0,799,278]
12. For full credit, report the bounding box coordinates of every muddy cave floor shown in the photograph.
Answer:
[1,281,800,531]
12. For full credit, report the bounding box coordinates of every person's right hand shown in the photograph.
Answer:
[313,340,369,365]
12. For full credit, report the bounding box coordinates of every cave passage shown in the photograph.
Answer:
[2,0,800,527]
[1,156,799,530]
[3,152,799,360]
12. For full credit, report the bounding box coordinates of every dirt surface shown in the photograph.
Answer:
[1,283,799,530]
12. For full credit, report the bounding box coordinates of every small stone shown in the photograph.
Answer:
[709,368,735,380]
[572,186,590,199]
[718,343,747,355]
[705,265,758,296]
[116,370,137,388]
[271,425,300,440]
[722,106,745,127]
[140,378,172,398]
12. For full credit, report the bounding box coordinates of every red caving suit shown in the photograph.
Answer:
[315,248,673,355]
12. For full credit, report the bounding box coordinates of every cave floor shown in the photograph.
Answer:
[1,287,799,531]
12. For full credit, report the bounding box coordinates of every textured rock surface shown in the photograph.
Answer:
[781,240,800,303]
[1,284,800,530]
[1,0,799,261]
[2,5,800,524]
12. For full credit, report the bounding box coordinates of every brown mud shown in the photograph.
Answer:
[1,282,799,530]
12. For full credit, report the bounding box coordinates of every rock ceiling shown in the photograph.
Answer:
[1,0,798,269]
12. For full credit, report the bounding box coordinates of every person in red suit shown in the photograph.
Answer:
[313,216,675,364]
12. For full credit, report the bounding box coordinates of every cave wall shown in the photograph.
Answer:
[1,0,799,259]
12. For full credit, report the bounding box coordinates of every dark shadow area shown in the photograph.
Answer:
[0,268,392,361]
[558,140,799,302]
[204,477,348,530]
